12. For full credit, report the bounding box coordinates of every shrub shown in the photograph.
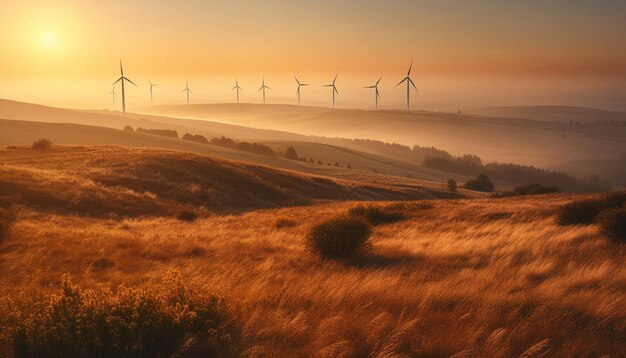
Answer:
[284,146,299,160]
[136,128,179,138]
[598,208,626,244]
[182,133,209,144]
[348,204,405,226]
[274,217,297,229]
[11,270,239,358]
[31,138,53,150]
[447,179,457,193]
[177,210,198,222]
[464,174,494,192]
[604,191,626,209]
[0,207,17,243]
[306,216,371,259]
[556,199,605,226]
[123,125,134,131]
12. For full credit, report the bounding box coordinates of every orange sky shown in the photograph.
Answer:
[1,0,625,110]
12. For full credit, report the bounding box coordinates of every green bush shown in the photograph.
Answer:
[598,208,626,244]
[11,270,239,358]
[306,216,371,259]
[31,138,53,150]
[348,204,405,226]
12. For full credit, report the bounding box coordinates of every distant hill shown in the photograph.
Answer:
[470,105,626,124]
[138,103,626,168]
[0,146,458,217]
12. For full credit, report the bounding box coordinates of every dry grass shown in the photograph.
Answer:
[0,147,624,356]
[1,194,625,356]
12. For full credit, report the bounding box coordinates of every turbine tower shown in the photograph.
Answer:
[112,60,137,113]
[182,81,192,105]
[394,61,418,111]
[258,77,271,104]
[364,76,382,109]
[294,76,309,105]
[322,73,339,108]
[109,87,116,105]
[232,77,242,104]
[149,81,158,104]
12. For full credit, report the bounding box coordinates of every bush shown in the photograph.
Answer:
[348,204,405,225]
[556,199,605,226]
[0,207,17,243]
[31,138,53,150]
[182,133,209,144]
[177,210,198,222]
[284,146,299,160]
[136,128,179,138]
[10,270,239,358]
[464,174,495,192]
[274,217,297,229]
[306,216,372,259]
[123,125,134,131]
[447,179,457,193]
[604,191,626,208]
[598,208,626,244]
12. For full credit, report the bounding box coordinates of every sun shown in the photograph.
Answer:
[41,31,57,48]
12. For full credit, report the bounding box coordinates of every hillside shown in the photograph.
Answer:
[0,145,458,217]
[470,105,626,124]
[1,193,625,356]
[139,103,626,168]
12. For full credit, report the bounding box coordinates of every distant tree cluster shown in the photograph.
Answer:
[464,174,495,192]
[182,133,209,144]
[336,137,452,164]
[136,127,179,138]
[210,136,275,156]
[123,125,134,131]
[424,155,610,192]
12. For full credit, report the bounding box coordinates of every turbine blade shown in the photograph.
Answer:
[294,75,299,85]
[333,73,338,84]
[364,85,376,88]
[258,87,263,93]
[112,77,122,85]
[123,77,138,86]
[301,83,309,86]
[393,78,407,88]
[266,86,272,90]
[334,87,339,96]
[407,60,413,76]
[322,84,333,87]
[376,76,382,85]
[409,78,418,91]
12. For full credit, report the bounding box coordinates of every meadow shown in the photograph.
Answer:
[1,145,624,357]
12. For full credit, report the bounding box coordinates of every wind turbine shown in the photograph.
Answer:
[394,61,418,111]
[364,76,382,109]
[232,77,242,104]
[149,81,157,104]
[182,81,192,105]
[112,60,137,113]
[322,73,339,108]
[258,77,271,104]
[109,87,116,105]
[294,76,309,105]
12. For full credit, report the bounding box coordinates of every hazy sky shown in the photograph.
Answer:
[1,0,625,110]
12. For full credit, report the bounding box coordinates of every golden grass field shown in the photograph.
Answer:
[1,145,625,357]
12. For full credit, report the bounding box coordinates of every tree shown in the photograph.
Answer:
[284,146,298,160]
[464,174,495,192]
[447,179,457,193]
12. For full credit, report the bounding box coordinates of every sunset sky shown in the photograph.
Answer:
[1,0,625,110]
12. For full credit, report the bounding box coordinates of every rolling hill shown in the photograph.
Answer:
[138,103,626,169]
[0,145,460,217]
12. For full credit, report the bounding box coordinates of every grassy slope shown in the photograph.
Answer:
[0,146,458,217]
[0,118,490,188]
[1,195,624,356]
